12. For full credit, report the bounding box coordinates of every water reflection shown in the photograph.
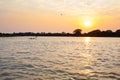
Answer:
[0,37,120,80]
[84,37,91,51]
[81,69,92,75]
[82,37,95,71]
[84,37,91,43]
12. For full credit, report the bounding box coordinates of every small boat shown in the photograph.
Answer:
[29,36,37,39]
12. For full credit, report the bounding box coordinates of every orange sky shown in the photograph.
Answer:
[0,0,120,33]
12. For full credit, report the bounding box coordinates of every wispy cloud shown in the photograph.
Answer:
[0,0,120,19]
[0,0,120,15]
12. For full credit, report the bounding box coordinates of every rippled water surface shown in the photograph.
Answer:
[0,37,120,80]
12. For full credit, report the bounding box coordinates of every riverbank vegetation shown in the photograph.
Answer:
[0,29,120,37]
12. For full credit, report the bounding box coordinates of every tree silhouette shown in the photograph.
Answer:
[73,29,82,36]
[87,29,101,36]
[116,29,120,37]
[0,29,120,37]
[116,29,120,33]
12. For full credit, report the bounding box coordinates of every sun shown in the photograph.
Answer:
[77,16,96,29]
[84,20,92,27]
[83,19,92,27]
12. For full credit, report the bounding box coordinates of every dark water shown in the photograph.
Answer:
[0,37,120,80]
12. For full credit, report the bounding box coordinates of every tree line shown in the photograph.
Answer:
[0,29,120,37]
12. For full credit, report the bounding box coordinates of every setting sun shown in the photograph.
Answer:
[77,16,95,30]
[83,20,92,27]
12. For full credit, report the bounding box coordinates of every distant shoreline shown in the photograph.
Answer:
[0,36,120,38]
[0,29,120,37]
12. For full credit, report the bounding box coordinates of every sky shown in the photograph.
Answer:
[0,0,120,33]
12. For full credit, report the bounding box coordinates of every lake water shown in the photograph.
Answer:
[0,37,120,80]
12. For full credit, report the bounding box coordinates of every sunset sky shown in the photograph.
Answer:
[0,0,120,33]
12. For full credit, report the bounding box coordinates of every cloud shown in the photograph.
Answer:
[0,0,120,15]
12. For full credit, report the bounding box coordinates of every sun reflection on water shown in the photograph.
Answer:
[84,37,91,43]
[82,37,95,68]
